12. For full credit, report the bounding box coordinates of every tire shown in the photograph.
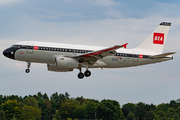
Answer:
[78,72,84,79]
[25,69,30,73]
[84,70,91,77]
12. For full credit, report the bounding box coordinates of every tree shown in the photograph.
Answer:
[97,99,125,120]
[24,97,39,109]
[145,111,155,120]
[0,95,3,106]
[176,106,180,116]
[59,99,80,118]
[166,107,175,118]
[127,112,135,120]
[20,106,41,120]
[0,110,5,120]
[55,110,61,120]
[72,105,86,119]
[37,92,43,99]
[156,110,166,118]
[2,100,21,119]
[146,103,156,111]
[44,99,52,119]
[121,108,130,118]
[76,96,86,105]
[154,115,162,120]
[122,103,136,114]
[84,102,98,119]
[156,103,169,112]
[174,113,180,120]
[169,100,180,110]
[50,92,60,114]
[43,93,49,100]
[38,98,50,120]
[65,92,70,99]
[135,102,147,120]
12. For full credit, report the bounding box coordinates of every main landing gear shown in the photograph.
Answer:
[25,61,31,73]
[78,68,91,79]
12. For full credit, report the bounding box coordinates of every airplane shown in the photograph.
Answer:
[3,22,176,79]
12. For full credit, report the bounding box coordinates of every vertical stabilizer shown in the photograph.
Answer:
[136,22,171,53]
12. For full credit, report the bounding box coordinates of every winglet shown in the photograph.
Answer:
[122,43,128,49]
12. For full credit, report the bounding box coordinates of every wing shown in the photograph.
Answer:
[73,43,128,65]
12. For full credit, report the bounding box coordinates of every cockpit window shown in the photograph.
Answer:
[11,45,21,48]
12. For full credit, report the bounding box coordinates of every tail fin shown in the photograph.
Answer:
[136,22,171,53]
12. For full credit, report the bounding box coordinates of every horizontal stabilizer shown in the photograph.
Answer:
[150,52,176,59]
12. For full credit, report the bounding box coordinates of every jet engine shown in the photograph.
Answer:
[55,57,79,68]
[47,57,79,72]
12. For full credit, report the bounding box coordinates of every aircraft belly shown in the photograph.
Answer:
[103,56,171,68]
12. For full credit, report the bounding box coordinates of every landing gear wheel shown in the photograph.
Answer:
[25,69,30,73]
[84,70,91,77]
[78,72,84,79]
[25,61,31,73]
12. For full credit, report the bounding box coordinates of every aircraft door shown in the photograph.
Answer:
[73,49,76,56]
[133,51,138,62]
[27,42,33,54]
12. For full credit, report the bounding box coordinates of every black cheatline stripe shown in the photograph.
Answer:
[16,45,149,58]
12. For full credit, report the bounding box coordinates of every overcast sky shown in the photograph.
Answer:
[0,0,180,106]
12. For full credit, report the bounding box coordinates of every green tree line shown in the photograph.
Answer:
[0,92,180,120]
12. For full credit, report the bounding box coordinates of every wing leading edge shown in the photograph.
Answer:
[73,43,128,65]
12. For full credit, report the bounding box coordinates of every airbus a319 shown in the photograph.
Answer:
[3,22,176,79]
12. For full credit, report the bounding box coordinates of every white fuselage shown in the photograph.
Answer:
[13,41,172,68]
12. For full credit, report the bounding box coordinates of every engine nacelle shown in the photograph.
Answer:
[55,57,79,68]
[47,64,73,72]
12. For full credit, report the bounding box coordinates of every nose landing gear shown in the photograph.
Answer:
[25,61,31,73]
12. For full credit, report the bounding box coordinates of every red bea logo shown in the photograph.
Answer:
[139,54,143,59]
[34,46,38,50]
[153,33,164,45]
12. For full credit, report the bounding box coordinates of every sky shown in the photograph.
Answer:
[0,0,180,106]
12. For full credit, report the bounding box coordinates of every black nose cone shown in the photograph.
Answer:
[3,48,15,59]
[3,50,6,56]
